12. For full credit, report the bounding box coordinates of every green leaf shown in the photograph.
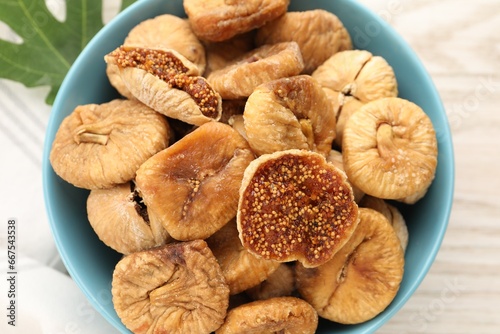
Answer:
[0,0,136,105]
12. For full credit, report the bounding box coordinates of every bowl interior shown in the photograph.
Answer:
[43,0,454,333]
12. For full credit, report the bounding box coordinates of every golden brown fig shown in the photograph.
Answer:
[136,122,255,241]
[112,240,229,334]
[105,46,222,126]
[207,219,281,295]
[360,195,409,252]
[246,263,295,301]
[237,149,359,268]
[243,75,336,156]
[184,0,290,42]
[342,97,438,204]
[50,99,170,189]
[312,50,398,147]
[86,182,171,254]
[256,10,352,73]
[326,149,365,203]
[296,208,405,324]
[216,297,318,334]
[207,42,304,100]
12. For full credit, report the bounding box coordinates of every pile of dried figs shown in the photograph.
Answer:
[50,0,438,333]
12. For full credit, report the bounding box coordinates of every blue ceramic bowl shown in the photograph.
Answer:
[43,0,455,332]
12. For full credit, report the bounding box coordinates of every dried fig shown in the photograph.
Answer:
[342,97,438,203]
[207,42,304,100]
[112,240,229,334]
[243,75,336,156]
[360,195,409,252]
[105,46,222,126]
[87,182,171,254]
[216,297,318,334]
[326,149,365,203]
[136,122,255,241]
[312,50,398,146]
[246,263,295,301]
[256,10,352,73]
[184,0,290,42]
[49,99,170,189]
[207,219,281,295]
[296,208,405,324]
[237,149,359,268]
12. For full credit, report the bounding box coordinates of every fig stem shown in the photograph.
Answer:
[75,131,109,145]
[376,123,397,159]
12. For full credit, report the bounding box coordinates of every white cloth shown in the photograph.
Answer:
[0,1,123,332]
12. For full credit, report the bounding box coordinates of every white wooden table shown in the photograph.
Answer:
[1,0,499,333]
[356,1,500,333]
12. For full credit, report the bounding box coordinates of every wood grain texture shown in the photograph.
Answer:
[356,0,500,333]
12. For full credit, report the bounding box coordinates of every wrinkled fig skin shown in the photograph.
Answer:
[243,75,336,157]
[136,122,255,241]
[207,219,281,295]
[184,0,290,42]
[216,296,318,334]
[86,182,171,255]
[256,10,352,74]
[112,240,230,334]
[49,99,170,190]
[296,208,405,324]
[203,30,257,76]
[342,97,438,203]
[237,149,359,268]
[207,42,305,100]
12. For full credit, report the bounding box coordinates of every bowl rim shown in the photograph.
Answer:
[42,0,455,333]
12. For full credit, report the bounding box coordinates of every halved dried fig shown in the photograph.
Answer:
[312,50,398,147]
[246,263,295,301]
[50,99,170,189]
[136,122,255,241]
[87,182,171,254]
[256,10,352,73]
[296,208,405,324]
[207,219,281,295]
[237,149,359,268]
[360,195,409,252]
[184,0,290,42]
[243,75,336,156]
[326,149,365,203]
[207,42,304,100]
[342,97,438,203]
[105,46,222,126]
[216,297,318,334]
[107,14,207,98]
[112,240,229,334]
